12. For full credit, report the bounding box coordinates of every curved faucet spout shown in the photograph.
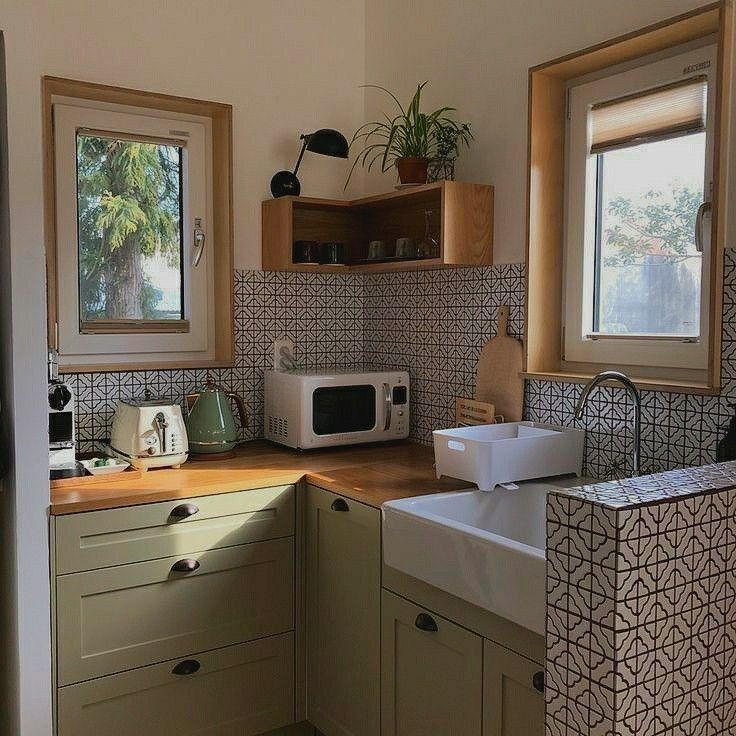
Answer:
[574,370,642,476]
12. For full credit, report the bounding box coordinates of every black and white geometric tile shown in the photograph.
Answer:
[527,252,736,480]
[546,465,736,736]
[69,252,736,481]
[363,263,525,442]
[67,270,366,452]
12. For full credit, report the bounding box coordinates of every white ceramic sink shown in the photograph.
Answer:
[382,478,583,635]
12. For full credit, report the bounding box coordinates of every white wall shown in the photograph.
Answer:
[0,33,21,736]
[0,3,54,735]
[37,0,367,270]
[0,1,366,733]
[364,0,710,263]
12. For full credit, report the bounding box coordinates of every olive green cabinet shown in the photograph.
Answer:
[305,485,381,736]
[381,590,483,736]
[52,485,298,736]
[483,639,545,736]
[53,480,546,736]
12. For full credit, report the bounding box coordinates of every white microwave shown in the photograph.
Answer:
[264,369,410,449]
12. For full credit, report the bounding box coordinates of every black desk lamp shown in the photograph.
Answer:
[270,128,349,197]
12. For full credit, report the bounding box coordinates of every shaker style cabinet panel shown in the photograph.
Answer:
[305,485,381,736]
[56,538,294,685]
[381,590,483,736]
[483,639,545,736]
[54,485,295,573]
[57,633,295,736]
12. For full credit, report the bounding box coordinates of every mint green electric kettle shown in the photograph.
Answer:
[185,378,248,455]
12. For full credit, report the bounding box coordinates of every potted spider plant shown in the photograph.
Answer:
[427,123,473,182]
[346,82,473,186]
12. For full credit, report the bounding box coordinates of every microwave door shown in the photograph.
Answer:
[312,384,377,436]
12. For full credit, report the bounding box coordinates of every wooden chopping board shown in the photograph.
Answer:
[475,305,524,422]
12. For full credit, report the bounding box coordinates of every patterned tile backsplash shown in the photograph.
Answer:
[546,463,736,736]
[68,253,736,480]
[67,271,366,452]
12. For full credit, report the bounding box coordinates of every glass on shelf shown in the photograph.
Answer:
[416,209,440,259]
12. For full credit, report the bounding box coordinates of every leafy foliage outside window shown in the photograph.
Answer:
[594,134,704,336]
[603,186,701,267]
[76,135,183,322]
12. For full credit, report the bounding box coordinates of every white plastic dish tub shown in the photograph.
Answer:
[433,421,584,491]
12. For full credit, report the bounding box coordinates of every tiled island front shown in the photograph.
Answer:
[546,463,736,736]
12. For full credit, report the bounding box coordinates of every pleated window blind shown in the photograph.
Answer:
[589,75,707,155]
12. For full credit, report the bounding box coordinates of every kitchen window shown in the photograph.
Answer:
[44,78,234,371]
[563,44,716,373]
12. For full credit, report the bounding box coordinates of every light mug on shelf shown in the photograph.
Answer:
[395,237,415,258]
[367,240,387,260]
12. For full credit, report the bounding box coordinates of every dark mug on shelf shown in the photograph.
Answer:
[293,240,321,264]
[321,241,346,265]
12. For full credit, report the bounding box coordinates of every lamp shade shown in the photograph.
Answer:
[270,128,349,198]
[305,129,349,159]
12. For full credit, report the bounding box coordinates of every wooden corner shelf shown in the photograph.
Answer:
[262,181,493,272]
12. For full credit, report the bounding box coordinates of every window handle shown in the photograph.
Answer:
[192,217,206,267]
[695,200,711,253]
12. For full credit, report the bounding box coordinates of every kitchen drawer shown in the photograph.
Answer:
[57,537,294,685]
[57,632,295,736]
[55,485,295,573]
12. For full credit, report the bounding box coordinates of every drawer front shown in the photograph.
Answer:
[57,633,295,736]
[57,538,294,685]
[55,485,295,573]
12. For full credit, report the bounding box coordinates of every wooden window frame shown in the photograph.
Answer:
[563,44,716,373]
[43,77,234,373]
[524,2,733,395]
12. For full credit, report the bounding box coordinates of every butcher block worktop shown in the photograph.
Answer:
[50,440,469,515]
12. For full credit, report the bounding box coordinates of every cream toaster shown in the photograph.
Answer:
[110,393,189,470]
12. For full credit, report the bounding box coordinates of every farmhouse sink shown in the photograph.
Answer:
[382,478,584,635]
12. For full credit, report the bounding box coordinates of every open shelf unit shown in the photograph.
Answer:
[262,181,493,272]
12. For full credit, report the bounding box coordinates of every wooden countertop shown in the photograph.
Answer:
[50,440,470,515]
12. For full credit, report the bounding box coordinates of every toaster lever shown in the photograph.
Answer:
[154,412,169,454]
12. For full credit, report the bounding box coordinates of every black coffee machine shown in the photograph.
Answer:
[48,350,81,479]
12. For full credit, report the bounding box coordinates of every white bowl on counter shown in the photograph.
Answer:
[80,458,131,476]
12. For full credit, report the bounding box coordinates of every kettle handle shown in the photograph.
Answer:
[227,393,248,431]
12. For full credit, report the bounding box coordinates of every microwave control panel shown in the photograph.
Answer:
[392,384,409,436]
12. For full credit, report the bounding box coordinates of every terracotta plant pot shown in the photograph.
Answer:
[396,156,429,184]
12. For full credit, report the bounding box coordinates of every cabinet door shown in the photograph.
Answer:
[58,633,294,736]
[57,538,294,684]
[381,590,482,736]
[483,639,544,736]
[306,485,381,736]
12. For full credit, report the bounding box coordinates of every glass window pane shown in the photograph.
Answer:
[76,134,184,322]
[595,132,705,337]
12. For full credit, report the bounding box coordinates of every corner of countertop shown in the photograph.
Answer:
[547,460,736,509]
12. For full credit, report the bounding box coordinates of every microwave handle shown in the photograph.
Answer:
[383,383,392,431]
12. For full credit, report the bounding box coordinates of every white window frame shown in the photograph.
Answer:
[53,99,215,367]
[563,44,716,372]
